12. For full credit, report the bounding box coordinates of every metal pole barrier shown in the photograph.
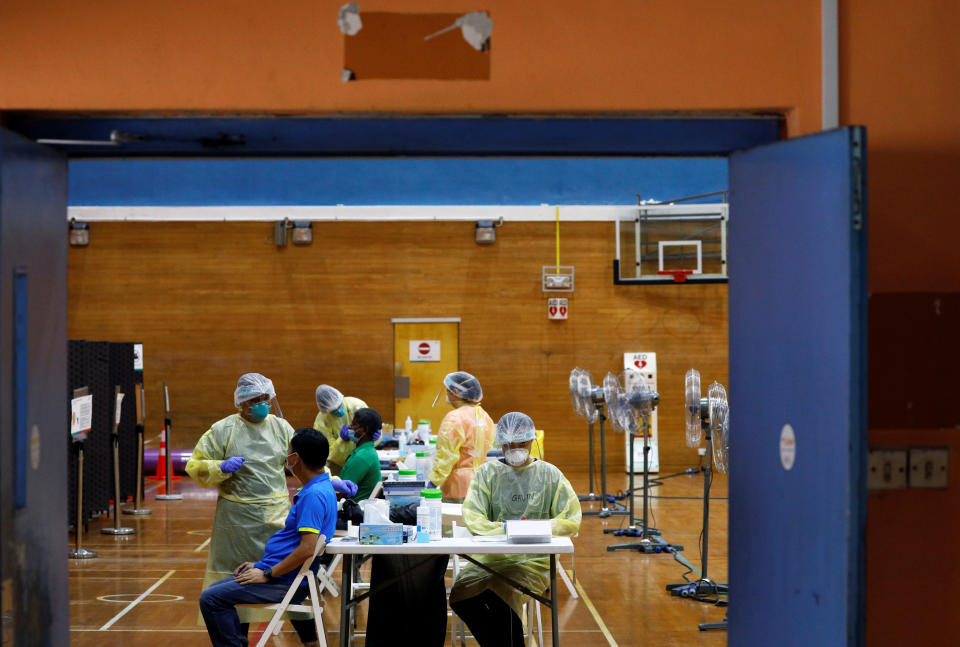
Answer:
[69,441,97,559]
[155,381,182,501]
[103,386,134,535]
[124,383,151,515]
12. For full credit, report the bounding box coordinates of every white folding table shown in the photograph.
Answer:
[325,535,574,647]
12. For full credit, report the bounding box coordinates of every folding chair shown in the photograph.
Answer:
[236,534,329,647]
[448,522,544,647]
[325,481,385,599]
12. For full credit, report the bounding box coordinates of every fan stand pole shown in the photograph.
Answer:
[606,418,683,553]
[586,405,628,518]
[578,420,601,503]
[666,423,728,605]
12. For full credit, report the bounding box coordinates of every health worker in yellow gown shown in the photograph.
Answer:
[427,371,495,503]
[187,373,293,627]
[313,384,369,475]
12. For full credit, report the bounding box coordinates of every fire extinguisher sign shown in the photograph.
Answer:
[547,298,568,320]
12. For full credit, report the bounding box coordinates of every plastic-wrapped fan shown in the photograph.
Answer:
[708,382,729,474]
[602,372,636,434]
[685,369,703,448]
[579,371,599,424]
[568,367,598,424]
[569,368,584,417]
[622,368,657,417]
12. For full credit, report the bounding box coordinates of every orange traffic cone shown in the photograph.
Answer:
[149,426,182,481]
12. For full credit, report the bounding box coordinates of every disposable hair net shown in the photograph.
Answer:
[233,373,276,408]
[444,371,483,403]
[495,411,537,445]
[315,385,344,412]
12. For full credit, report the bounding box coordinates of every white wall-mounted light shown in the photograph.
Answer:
[291,221,313,245]
[475,218,502,245]
[69,219,89,246]
[542,266,575,292]
[275,219,313,247]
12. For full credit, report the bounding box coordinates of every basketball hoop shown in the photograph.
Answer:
[657,269,695,283]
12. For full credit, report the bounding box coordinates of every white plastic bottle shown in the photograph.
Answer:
[405,415,413,433]
[423,488,443,540]
[416,505,431,543]
[415,451,429,481]
[398,427,408,459]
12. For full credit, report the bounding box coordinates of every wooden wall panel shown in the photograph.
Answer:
[68,221,727,471]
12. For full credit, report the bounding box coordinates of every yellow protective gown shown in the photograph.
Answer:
[427,404,495,501]
[312,396,367,467]
[450,459,582,616]
[186,413,295,623]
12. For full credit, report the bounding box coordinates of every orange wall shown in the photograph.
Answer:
[0,0,822,135]
[841,1,960,644]
[841,0,960,293]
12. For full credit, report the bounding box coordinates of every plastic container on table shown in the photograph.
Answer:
[421,488,442,540]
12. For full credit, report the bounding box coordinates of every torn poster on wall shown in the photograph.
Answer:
[340,4,491,81]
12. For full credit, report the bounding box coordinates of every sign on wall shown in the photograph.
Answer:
[409,340,441,362]
[624,352,659,473]
[547,298,568,320]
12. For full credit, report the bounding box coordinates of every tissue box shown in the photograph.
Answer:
[359,523,404,545]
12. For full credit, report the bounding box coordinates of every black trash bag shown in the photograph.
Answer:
[338,498,364,528]
[390,502,419,526]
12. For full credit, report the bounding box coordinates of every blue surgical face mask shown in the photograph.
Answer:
[331,405,346,418]
[248,401,270,422]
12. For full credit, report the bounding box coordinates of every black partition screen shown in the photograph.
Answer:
[67,340,144,526]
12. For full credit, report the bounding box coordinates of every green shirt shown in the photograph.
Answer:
[339,441,382,501]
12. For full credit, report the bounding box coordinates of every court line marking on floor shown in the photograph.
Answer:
[98,569,176,631]
[568,569,619,647]
[73,628,209,633]
[193,537,211,552]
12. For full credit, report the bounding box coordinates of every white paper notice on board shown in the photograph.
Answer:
[409,340,441,362]
[71,395,93,437]
[133,343,144,371]
[114,393,125,425]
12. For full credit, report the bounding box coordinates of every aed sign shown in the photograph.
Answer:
[409,340,441,362]
[547,298,568,320]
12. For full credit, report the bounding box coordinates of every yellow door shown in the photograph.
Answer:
[392,318,460,432]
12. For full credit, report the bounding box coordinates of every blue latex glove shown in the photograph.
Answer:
[339,424,351,442]
[372,428,382,443]
[221,456,245,473]
[427,481,437,489]
[333,479,358,497]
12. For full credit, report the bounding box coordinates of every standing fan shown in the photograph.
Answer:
[666,369,730,628]
[568,368,627,517]
[603,370,685,554]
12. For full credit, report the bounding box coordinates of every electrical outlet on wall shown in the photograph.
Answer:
[908,447,949,488]
[867,449,908,490]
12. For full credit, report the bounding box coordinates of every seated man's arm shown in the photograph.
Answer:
[234,532,318,585]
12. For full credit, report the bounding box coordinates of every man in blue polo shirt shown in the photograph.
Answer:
[199,427,337,647]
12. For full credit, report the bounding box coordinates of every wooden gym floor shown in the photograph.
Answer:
[68,467,728,646]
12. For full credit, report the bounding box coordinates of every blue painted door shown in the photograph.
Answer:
[0,127,69,645]
[728,127,867,646]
